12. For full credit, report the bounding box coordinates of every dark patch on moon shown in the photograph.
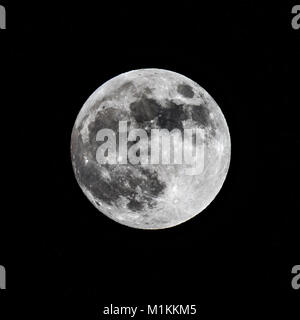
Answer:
[144,87,153,95]
[139,167,166,198]
[130,96,190,133]
[190,104,217,137]
[89,164,165,212]
[157,100,188,132]
[130,95,160,123]
[71,127,166,213]
[191,104,211,127]
[177,84,194,98]
[127,198,144,211]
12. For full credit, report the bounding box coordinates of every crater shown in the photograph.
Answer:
[177,84,194,98]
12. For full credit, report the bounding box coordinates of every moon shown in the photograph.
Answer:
[71,69,231,229]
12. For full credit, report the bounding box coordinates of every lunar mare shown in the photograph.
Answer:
[71,69,231,229]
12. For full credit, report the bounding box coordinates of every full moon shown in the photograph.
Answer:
[71,69,231,229]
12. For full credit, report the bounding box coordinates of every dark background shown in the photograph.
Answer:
[0,1,299,319]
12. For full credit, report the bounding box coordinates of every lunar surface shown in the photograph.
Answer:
[71,69,231,229]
